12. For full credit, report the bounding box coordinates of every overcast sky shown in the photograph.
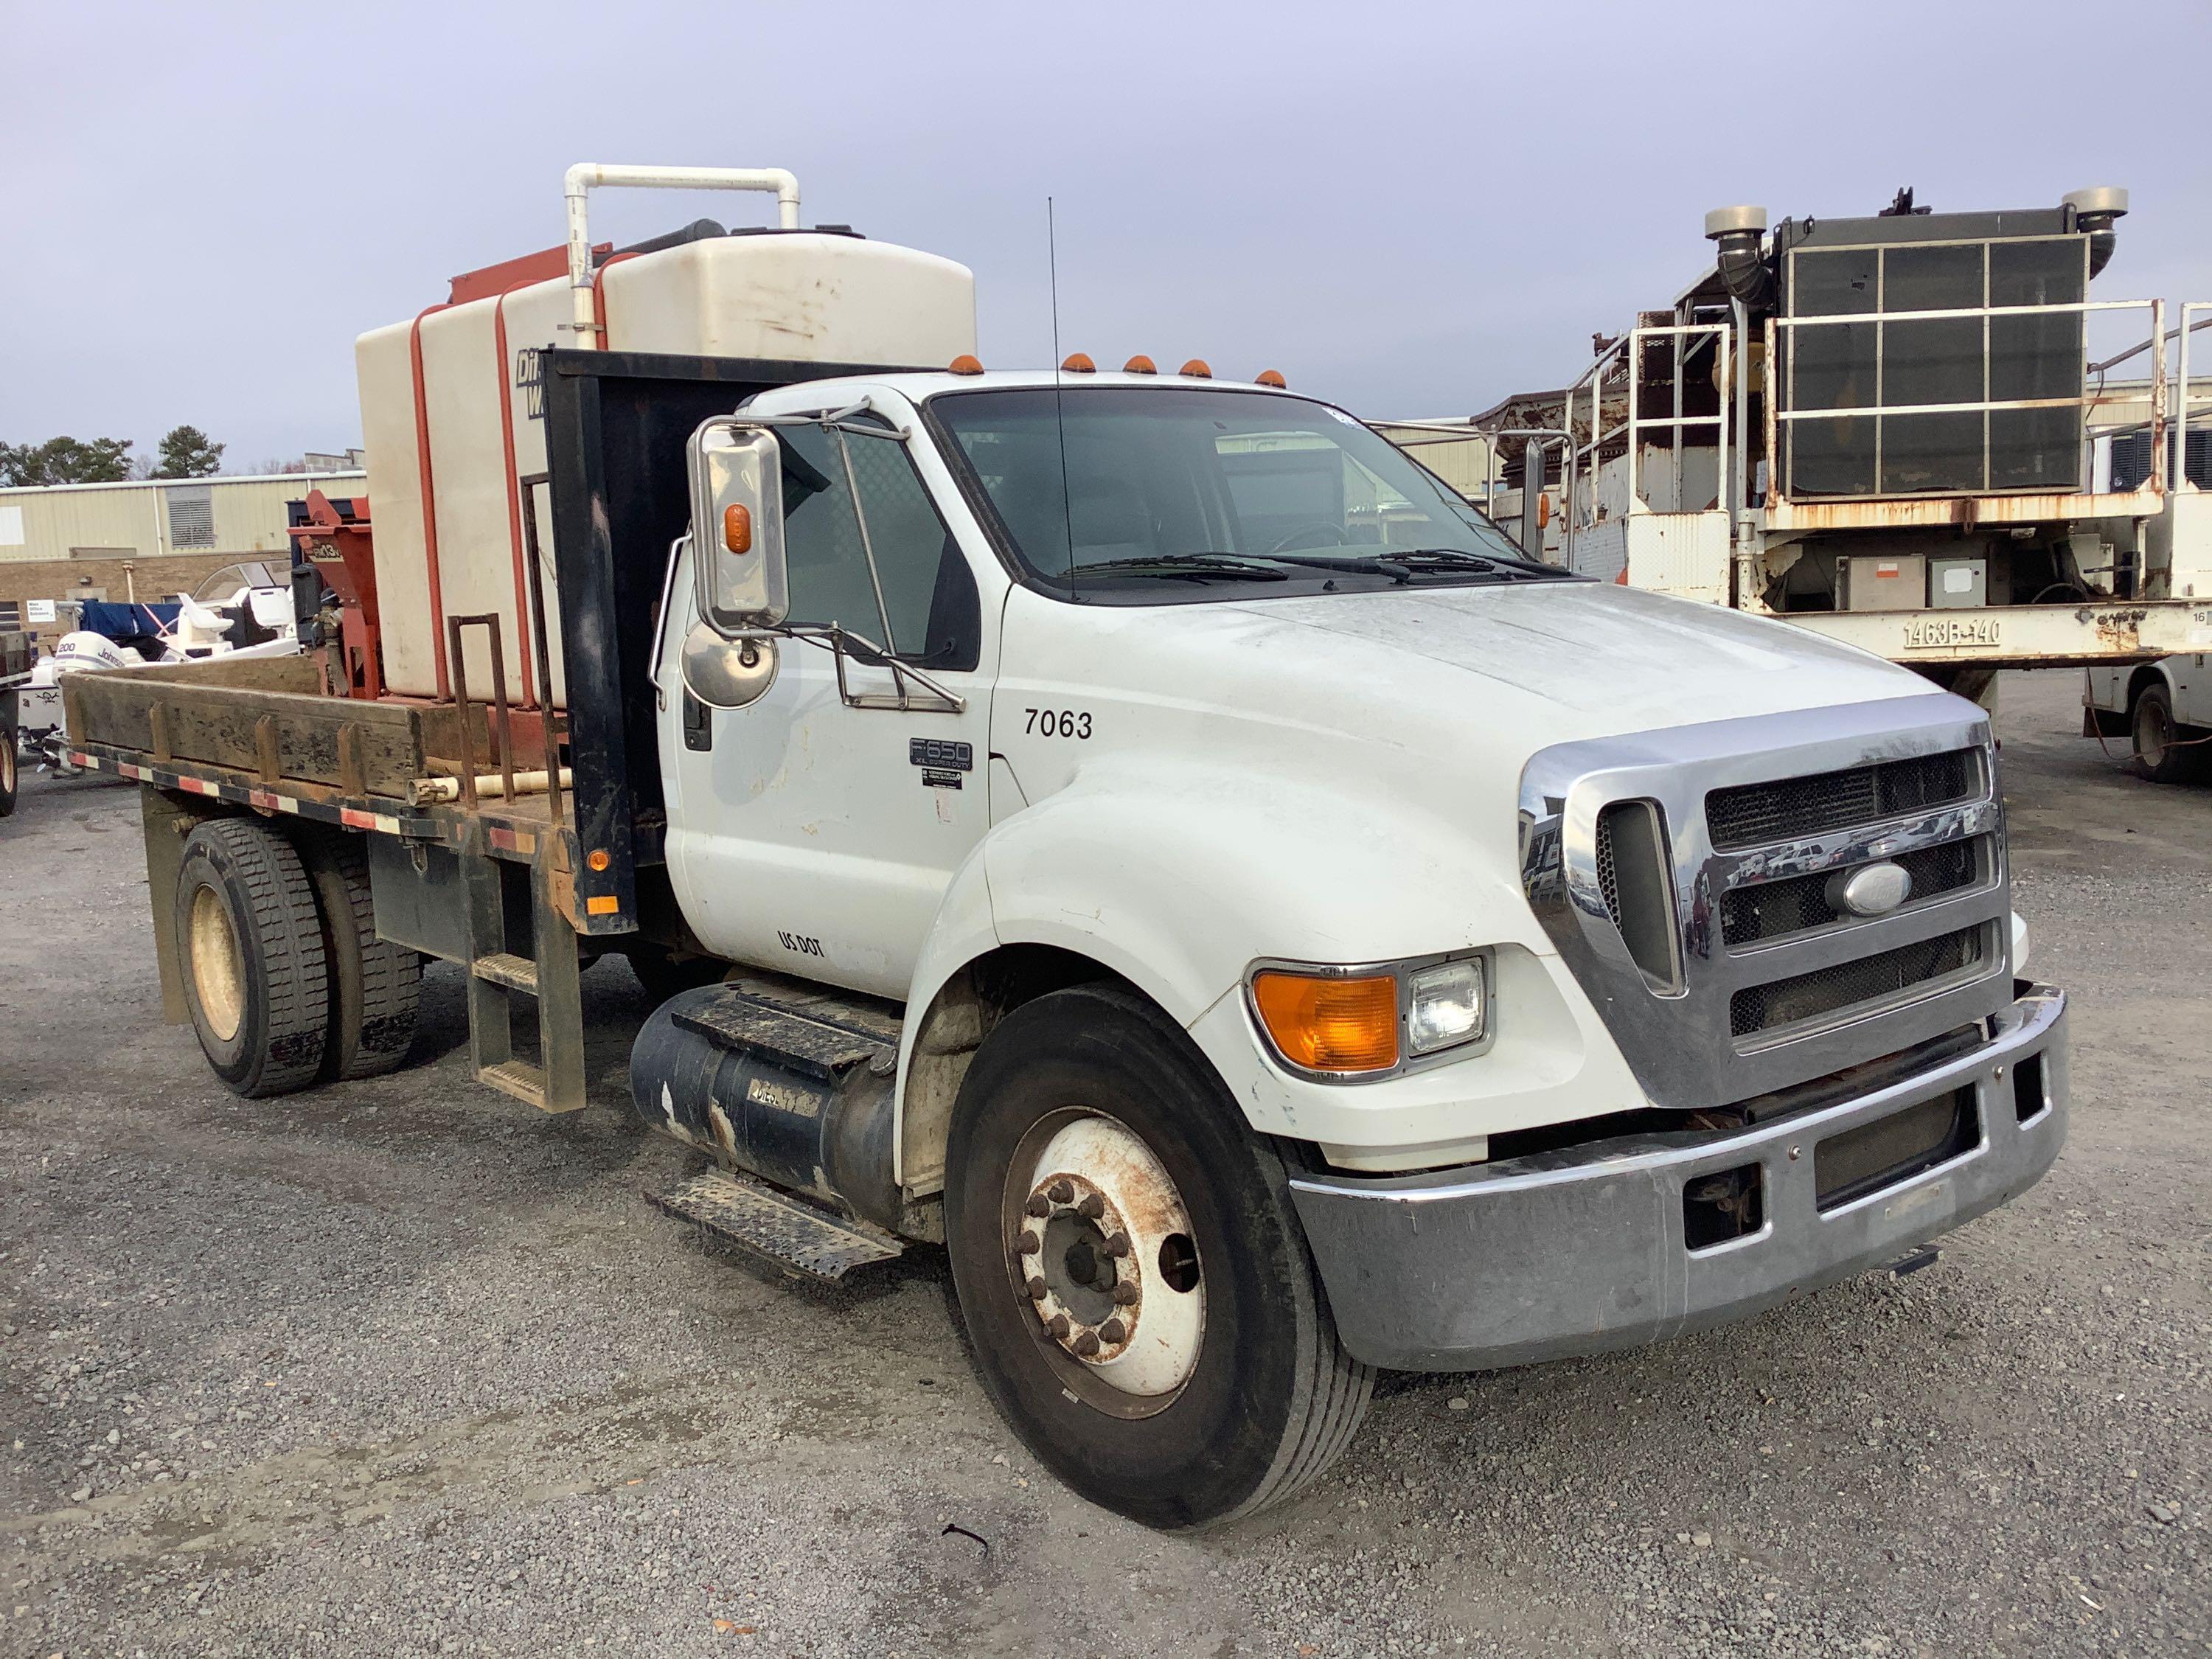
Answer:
[6,0,2208,469]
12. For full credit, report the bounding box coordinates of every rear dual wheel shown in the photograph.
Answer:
[0,720,16,818]
[297,829,422,1080]
[944,984,1371,1530]
[175,817,422,1096]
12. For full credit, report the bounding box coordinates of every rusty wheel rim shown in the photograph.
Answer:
[1004,1108,1206,1419]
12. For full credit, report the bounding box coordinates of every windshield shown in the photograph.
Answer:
[191,560,284,602]
[929,386,1557,597]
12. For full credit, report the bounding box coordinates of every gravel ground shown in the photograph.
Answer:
[1,669,2205,1657]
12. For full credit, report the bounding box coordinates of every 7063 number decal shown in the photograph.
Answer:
[1025,708,1092,739]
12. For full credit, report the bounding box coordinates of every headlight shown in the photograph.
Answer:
[1246,951,1491,1080]
[1406,959,1486,1054]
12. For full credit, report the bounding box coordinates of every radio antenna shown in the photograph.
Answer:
[1048,196,1077,584]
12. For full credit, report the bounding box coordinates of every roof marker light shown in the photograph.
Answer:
[1123,355,1157,375]
[1179,359,1213,379]
[1061,352,1096,372]
[1256,369,1287,389]
[947,354,984,375]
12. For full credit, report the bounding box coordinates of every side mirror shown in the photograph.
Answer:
[680,622,779,710]
[688,420,787,635]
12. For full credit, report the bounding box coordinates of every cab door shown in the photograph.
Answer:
[659,412,996,1001]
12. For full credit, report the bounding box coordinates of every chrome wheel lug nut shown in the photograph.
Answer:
[1047,1179,1074,1205]
[1076,1192,1105,1219]
[1099,1319,1127,1344]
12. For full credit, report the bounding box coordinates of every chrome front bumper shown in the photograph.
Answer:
[1289,984,2067,1372]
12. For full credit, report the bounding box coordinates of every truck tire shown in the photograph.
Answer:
[298,830,422,1080]
[2132,684,2206,785]
[173,818,330,1097]
[943,983,1372,1529]
[0,719,15,818]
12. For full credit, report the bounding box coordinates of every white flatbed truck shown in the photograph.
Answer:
[72,164,2070,1528]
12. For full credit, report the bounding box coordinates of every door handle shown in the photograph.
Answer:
[682,690,712,752]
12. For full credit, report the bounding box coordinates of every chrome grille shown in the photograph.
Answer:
[1730,924,1989,1040]
[1519,695,2011,1113]
[1705,749,1980,850]
[1721,838,1982,945]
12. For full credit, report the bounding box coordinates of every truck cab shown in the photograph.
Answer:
[642,361,2067,1520]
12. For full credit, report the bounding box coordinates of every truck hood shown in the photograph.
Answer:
[1217,580,1926,734]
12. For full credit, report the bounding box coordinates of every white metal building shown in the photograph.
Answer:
[0,470,367,566]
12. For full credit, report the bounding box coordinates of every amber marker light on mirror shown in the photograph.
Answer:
[723,504,751,554]
[1251,971,1399,1074]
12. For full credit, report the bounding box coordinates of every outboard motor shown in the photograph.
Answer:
[630,983,905,1233]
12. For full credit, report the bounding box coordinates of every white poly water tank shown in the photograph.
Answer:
[356,229,977,705]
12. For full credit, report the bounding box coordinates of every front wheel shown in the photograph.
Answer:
[0,719,16,818]
[2132,684,2207,785]
[943,984,1371,1530]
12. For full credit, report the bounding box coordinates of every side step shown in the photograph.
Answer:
[480,1059,552,1110]
[471,952,539,993]
[650,1170,904,1281]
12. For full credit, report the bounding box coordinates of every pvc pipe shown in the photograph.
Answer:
[413,766,574,806]
[563,163,801,345]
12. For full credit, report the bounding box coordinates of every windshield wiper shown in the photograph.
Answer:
[1371,548,1572,582]
[1068,554,1291,582]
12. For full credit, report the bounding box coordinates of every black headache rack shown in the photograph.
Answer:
[540,348,928,935]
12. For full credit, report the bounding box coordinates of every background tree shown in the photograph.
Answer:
[152,425,224,479]
[0,436,136,486]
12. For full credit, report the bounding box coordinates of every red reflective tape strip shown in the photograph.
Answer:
[72,751,94,768]
[340,808,378,829]
[248,789,280,810]
[487,827,538,854]
[179,776,219,796]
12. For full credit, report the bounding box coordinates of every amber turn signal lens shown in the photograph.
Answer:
[1255,368,1287,389]
[948,353,985,375]
[1179,358,1213,379]
[586,848,612,872]
[1251,971,1399,1073]
[1060,352,1096,372]
[723,503,752,554]
[1123,355,1158,375]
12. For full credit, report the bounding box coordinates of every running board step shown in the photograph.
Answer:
[471,952,539,993]
[650,1170,904,1281]
[670,976,903,1083]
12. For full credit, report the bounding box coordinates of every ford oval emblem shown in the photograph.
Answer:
[1833,860,1913,917]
